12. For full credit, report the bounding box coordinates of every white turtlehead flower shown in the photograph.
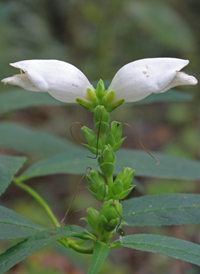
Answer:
[109,57,197,102]
[1,58,197,105]
[1,59,93,103]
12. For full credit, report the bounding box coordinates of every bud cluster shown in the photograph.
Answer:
[100,199,122,232]
[76,80,125,112]
[79,81,135,243]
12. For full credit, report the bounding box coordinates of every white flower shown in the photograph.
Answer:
[1,58,197,105]
[1,59,93,103]
[109,57,198,102]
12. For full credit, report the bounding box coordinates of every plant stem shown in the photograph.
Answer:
[12,178,60,227]
[13,178,96,254]
[68,240,94,254]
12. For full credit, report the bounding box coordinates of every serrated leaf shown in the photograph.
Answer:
[0,206,44,239]
[0,225,93,274]
[0,154,26,196]
[0,89,192,116]
[112,234,200,266]
[122,194,200,227]
[88,242,109,274]
[18,150,200,182]
[0,122,78,156]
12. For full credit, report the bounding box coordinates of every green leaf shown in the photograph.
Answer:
[122,194,200,227]
[88,242,110,274]
[0,206,44,239]
[19,149,200,182]
[0,89,192,116]
[125,2,196,52]
[0,89,63,116]
[0,122,78,156]
[0,225,92,274]
[0,154,26,196]
[112,234,200,266]
[132,90,193,105]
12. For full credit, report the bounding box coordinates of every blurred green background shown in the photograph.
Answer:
[0,0,200,273]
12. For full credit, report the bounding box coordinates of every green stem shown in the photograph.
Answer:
[12,178,60,227]
[13,178,95,254]
[68,240,94,254]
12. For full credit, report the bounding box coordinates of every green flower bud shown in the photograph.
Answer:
[81,126,96,146]
[112,168,135,199]
[105,90,115,103]
[98,145,116,176]
[81,126,103,154]
[106,133,115,147]
[110,121,122,142]
[106,121,126,152]
[86,87,96,101]
[100,199,122,232]
[106,99,125,112]
[76,98,94,112]
[116,167,135,189]
[86,170,108,201]
[86,207,104,235]
[94,106,110,134]
[96,79,105,99]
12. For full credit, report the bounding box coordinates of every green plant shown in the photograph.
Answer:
[0,57,200,274]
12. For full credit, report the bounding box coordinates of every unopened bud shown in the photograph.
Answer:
[86,207,104,235]
[106,121,126,152]
[94,106,110,134]
[100,199,122,232]
[112,167,135,199]
[98,145,116,176]
[86,170,108,201]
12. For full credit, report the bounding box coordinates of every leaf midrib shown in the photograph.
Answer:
[123,205,200,218]
[0,221,44,230]
[120,241,200,258]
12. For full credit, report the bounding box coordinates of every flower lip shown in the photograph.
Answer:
[109,57,197,103]
[2,59,93,103]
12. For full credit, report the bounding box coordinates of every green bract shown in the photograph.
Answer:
[76,80,124,112]
[98,145,116,177]
[113,168,135,199]
[100,199,122,232]
[106,121,126,152]
[86,170,108,201]
[81,126,103,154]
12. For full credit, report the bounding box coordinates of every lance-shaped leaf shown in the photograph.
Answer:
[88,242,110,274]
[0,206,44,239]
[112,234,200,266]
[18,150,200,182]
[0,88,192,116]
[0,89,63,116]
[0,154,26,196]
[0,122,78,156]
[122,194,200,227]
[0,225,93,274]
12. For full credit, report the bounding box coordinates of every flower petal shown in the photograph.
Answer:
[2,74,39,92]
[109,58,197,102]
[2,60,93,103]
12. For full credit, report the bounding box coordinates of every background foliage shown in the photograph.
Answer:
[0,0,200,273]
